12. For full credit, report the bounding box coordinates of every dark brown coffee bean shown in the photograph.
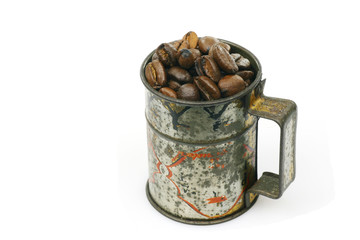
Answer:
[168,80,182,91]
[198,36,219,54]
[159,87,177,98]
[194,76,221,101]
[236,56,251,70]
[182,31,198,49]
[218,75,247,97]
[235,70,254,81]
[211,47,236,72]
[156,43,178,67]
[208,42,231,58]
[177,83,200,101]
[194,57,205,76]
[195,55,222,83]
[178,48,201,69]
[210,43,238,74]
[145,59,167,88]
[167,66,192,83]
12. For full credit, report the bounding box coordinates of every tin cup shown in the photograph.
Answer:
[140,40,297,225]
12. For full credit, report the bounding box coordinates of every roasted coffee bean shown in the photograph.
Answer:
[159,87,177,98]
[210,43,238,74]
[218,75,247,98]
[148,32,254,101]
[178,40,190,51]
[145,59,167,88]
[235,70,254,81]
[156,43,178,67]
[194,76,221,100]
[236,56,251,70]
[168,80,182,91]
[178,48,201,69]
[198,36,219,54]
[195,55,221,83]
[152,52,159,61]
[194,57,204,76]
[182,31,198,49]
[177,83,200,101]
[208,42,231,58]
[169,39,183,50]
[231,53,241,61]
[168,66,192,83]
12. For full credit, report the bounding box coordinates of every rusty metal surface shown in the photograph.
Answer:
[141,40,297,225]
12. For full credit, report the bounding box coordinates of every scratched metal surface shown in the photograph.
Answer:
[146,91,258,220]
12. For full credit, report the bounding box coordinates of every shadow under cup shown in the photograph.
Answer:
[140,40,297,225]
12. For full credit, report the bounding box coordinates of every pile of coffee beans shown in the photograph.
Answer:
[145,31,255,101]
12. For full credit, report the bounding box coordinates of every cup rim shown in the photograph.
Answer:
[140,39,262,106]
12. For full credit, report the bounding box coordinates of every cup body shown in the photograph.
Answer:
[141,40,263,223]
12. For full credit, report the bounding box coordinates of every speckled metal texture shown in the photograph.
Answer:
[146,91,258,221]
[140,40,297,225]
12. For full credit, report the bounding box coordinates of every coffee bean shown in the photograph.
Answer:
[168,80,182,91]
[147,32,255,101]
[235,70,254,81]
[156,43,178,67]
[178,48,201,69]
[169,39,183,50]
[168,66,192,83]
[178,40,190,51]
[152,52,159,61]
[231,53,241,61]
[145,59,167,88]
[218,75,247,97]
[182,31,198,49]
[210,43,238,74]
[236,56,251,70]
[195,55,222,83]
[159,87,177,98]
[194,76,221,100]
[198,36,219,54]
[177,83,200,101]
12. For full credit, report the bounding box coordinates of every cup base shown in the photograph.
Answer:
[145,181,259,225]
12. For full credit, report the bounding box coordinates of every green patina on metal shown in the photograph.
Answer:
[141,39,297,225]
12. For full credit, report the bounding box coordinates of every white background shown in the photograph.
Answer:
[0,0,359,239]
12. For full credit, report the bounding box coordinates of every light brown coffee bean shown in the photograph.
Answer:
[159,87,177,98]
[169,39,183,50]
[236,56,251,70]
[178,40,190,51]
[156,43,178,67]
[210,43,238,73]
[178,48,201,69]
[152,52,159,61]
[168,80,182,91]
[167,66,192,83]
[231,53,241,61]
[182,31,198,49]
[177,83,200,101]
[218,75,247,97]
[145,59,167,88]
[198,36,219,54]
[194,76,221,101]
[195,55,222,83]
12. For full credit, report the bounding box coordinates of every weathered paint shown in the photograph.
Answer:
[141,39,297,225]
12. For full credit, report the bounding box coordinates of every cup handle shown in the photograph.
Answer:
[245,79,297,206]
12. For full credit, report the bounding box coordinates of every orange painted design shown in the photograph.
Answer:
[149,139,248,219]
[206,196,228,204]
